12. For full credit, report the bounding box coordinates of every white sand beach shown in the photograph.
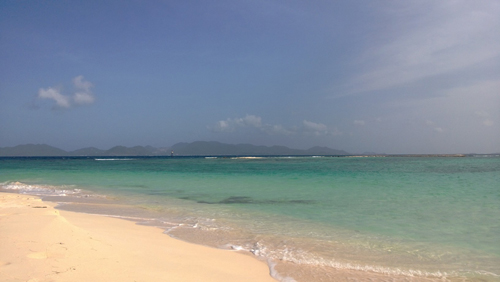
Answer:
[0,192,276,282]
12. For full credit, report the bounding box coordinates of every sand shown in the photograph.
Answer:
[0,192,276,282]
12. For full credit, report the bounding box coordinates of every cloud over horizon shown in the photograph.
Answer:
[37,76,95,109]
[211,115,342,137]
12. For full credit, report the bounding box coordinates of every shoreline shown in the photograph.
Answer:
[0,192,277,282]
[2,160,498,282]
[0,191,470,282]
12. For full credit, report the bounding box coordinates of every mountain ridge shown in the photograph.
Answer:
[0,142,350,156]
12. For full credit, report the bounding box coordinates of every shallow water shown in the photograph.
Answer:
[1,156,499,281]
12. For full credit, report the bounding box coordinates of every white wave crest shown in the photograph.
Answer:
[1,181,82,197]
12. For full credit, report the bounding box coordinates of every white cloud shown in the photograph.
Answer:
[37,76,95,108]
[302,120,330,136]
[38,87,71,108]
[353,120,365,126]
[73,75,93,92]
[211,116,341,137]
[214,120,231,132]
[239,115,262,127]
[211,115,262,132]
[303,120,327,131]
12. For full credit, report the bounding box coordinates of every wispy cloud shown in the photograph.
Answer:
[347,1,500,94]
[37,76,95,108]
[301,120,342,136]
[210,115,341,136]
[302,120,328,136]
[211,115,262,132]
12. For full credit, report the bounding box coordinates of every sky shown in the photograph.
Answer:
[1,0,499,154]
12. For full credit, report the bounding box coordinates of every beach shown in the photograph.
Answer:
[1,156,499,281]
[0,192,276,282]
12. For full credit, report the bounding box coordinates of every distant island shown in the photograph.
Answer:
[0,141,350,157]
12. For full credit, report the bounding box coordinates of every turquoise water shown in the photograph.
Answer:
[1,156,499,281]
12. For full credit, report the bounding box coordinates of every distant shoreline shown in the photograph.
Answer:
[1,143,498,157]
[2,154,498,159]
[0,142,349,157]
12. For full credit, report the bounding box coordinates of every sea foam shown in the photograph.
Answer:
[1,181,82,196]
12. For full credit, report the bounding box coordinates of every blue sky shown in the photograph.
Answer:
[1,1,499,154]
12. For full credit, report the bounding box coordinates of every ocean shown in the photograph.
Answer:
[1,155,499,281]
